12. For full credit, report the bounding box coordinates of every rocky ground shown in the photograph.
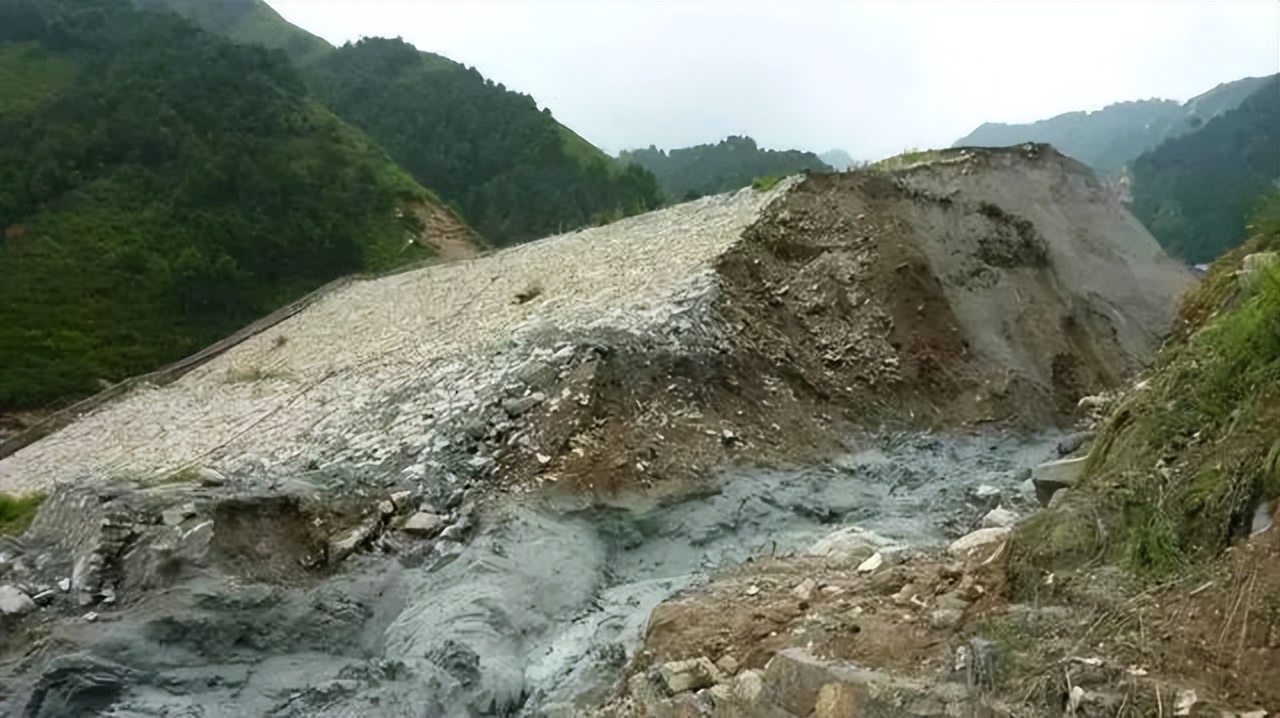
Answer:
[0,146,1216,717]
[588,391,1279,718]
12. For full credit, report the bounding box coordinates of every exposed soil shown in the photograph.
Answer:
[503,154,1190,500]
[606,519,1279,717]
[638,552,1009,677]
[411,201,483,261]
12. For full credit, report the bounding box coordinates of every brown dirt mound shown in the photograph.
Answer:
[504,149,1191,498]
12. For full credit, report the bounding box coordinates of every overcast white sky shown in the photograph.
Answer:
[266,0,1279,160]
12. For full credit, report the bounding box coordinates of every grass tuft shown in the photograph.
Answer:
[0,493,46,535]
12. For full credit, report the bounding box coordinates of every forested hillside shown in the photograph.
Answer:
[619,136,830,201]
[303,38,665,245]
[953,75,1274,172]
[141,0,667,245]
[137,0,330,63]
[0,0,447,411]
[1130,76,1280,263]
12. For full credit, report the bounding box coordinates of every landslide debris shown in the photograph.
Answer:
[599,193,1279,718]
[1,145,1192,504]
[0,146,1206,718]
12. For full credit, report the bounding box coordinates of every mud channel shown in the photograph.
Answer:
[9,431,1061,718]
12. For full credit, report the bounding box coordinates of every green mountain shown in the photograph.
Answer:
[953,75,1275,172]
[303,38,664,245]
[1130,76,1280,263]
[0,0,455,411]
[619,136,831,201]
[139,0,665,246]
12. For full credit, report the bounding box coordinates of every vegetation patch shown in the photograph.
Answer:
[0,492,45,535]
[0,42,76,117]
[1006,499,1107,599]
[751,175,784,191]
[1079,193,1280,577]
[224,363,292,384]
[0,0,442,411]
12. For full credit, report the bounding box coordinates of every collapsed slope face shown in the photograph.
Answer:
[0,146,1193,497]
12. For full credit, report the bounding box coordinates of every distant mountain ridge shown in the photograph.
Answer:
[620,136,831,201]
[954,75,1276,172]
[819,149,860,171]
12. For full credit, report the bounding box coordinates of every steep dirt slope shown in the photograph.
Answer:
[0,146,1192,499]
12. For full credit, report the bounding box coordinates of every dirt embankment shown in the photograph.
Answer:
[515,146,1193,497]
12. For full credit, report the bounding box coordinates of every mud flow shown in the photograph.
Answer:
[6,432,1057,718]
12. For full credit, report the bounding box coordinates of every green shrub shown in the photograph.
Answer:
[751,175,784,191]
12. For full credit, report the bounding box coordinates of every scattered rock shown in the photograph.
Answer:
[0,584,37,616]
[856,552,884,573]
[438,522,471,542]
[57,578,71,592]
[934,592,972,612]
[328,518,379,564]
[402,511,446,537]
[745,585,761,596]
[981,507,1017,529]
[161,503,197,527]
[196,467,227,487]
[948,527,1010,556]
[1031,457,1086,506]
[734,670,765,703]
[715,655,739,677]
[21,654,136,718]
[761,647,884,717]
[82,611,99,622]
[1047,488,1073,510]
[1174,689,1198,716]
[966,484,1002,510]
[1056,431,1094,457]
[708,682,733,706]
[643,693,705,718]
[501,392,544,417]
[791,578,817,602]
[389,490,413,509]
[807,526,893,563]
[814,682,860,718]
[930,608,964,629]
[628,670,666,709]
[657,657,723,694]
[1242,251,1279,286]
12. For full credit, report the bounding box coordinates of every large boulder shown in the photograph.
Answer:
[0,584,37,617]
[1032,457,1086,506]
